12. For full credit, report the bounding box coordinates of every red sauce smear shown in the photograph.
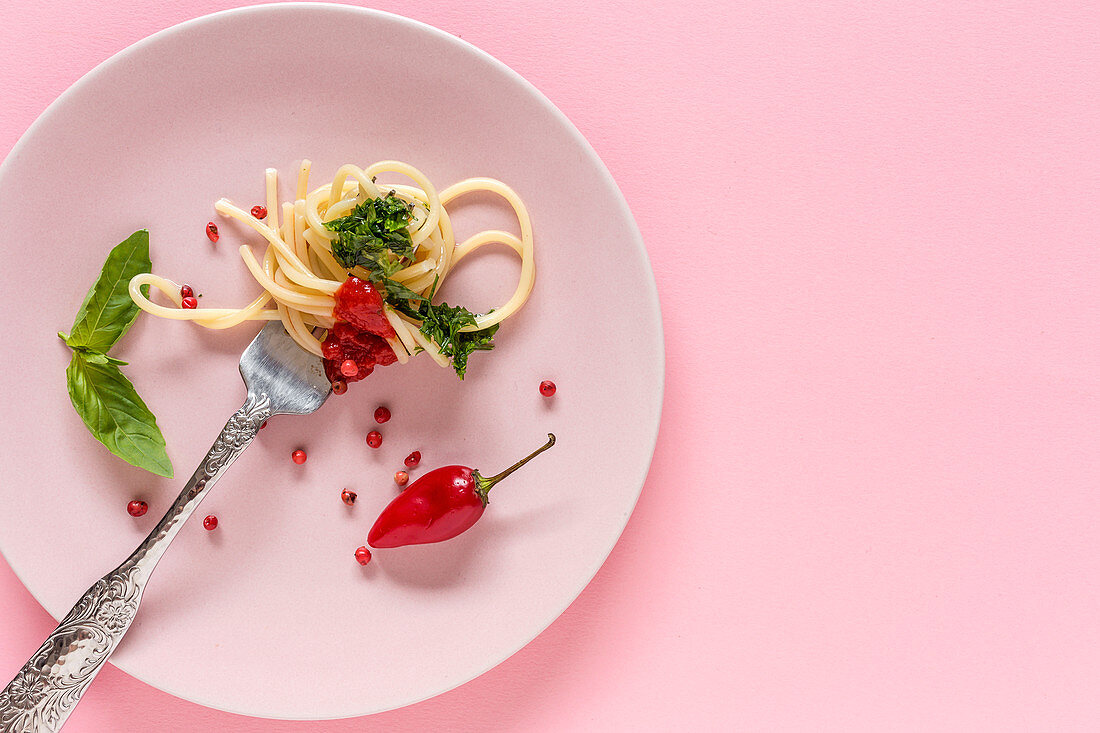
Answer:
[322,277,397,384]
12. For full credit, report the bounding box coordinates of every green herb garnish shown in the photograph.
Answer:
[376,275,427,306]
[389,280,500,378]
[327,195,500,378]
[414,302,500,379]
[59,230,173,478]
[325,191,416,273]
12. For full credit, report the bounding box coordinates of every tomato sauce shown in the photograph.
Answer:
[322,277,397,383]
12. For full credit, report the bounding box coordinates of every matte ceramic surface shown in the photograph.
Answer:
[0,4,661,719]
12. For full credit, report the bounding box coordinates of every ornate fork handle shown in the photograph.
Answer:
[0,393,271,733]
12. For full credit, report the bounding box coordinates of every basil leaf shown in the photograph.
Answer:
[66,351,173,478]
[65,230,151,353]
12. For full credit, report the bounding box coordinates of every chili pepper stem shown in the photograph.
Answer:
[474,433,556,503]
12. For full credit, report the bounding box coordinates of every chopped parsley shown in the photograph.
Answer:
[413,302,500,379]
[326,193,500,378]
[325,191,416,275]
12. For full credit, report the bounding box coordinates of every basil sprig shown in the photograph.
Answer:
[59,231,173,478]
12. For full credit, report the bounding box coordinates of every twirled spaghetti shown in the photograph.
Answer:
[129,161,533,374]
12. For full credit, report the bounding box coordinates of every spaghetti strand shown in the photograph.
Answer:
[130,161,534,377]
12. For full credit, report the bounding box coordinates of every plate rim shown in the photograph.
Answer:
[0,2,665,719]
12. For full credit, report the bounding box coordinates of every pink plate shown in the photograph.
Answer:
[0,3,661,719]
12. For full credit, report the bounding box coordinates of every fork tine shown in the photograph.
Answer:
[239,322,331,416]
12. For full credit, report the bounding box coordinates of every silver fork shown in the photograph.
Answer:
[0,322,330,733]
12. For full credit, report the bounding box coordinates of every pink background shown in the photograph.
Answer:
[2,1,1098,731]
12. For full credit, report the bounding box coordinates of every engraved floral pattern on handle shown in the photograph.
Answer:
[0,393,272,733]
[0,568,141,733]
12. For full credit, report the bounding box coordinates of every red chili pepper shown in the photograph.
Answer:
[367,434,555,548]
